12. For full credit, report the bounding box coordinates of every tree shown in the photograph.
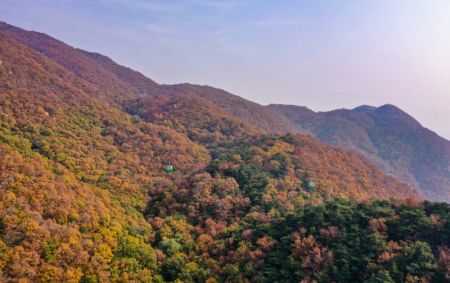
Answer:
[365,270,394,283]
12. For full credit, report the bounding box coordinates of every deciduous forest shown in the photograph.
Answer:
[0,22,448,282]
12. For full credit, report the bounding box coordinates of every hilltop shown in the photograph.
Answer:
[268,104,450,202]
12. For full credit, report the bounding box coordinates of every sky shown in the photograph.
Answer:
[1,0,450,139]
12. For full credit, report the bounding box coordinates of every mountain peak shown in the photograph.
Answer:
[353,104,406,115]
[352,105,377,113]
[373,104,422,127]
[375,104,404,114]
[270,103,450,202]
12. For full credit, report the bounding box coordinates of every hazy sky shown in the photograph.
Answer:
[2,0,450,138]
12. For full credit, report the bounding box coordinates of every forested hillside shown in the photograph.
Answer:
[0,22,448,282]
[125,94,258,144]
[2,19,447,202]
[268,104,450,202]
[0,21,296,135]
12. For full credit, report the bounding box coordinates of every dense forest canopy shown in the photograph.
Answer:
[0,22,448,282]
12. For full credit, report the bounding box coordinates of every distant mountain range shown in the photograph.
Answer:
[268,104,450,202]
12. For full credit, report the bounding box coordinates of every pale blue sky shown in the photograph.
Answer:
[1,0,450,138]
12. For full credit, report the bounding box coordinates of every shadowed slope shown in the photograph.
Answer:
[269,104,450,201]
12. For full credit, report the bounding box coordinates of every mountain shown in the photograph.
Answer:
[268,104,450,202]
[0,27,210,281]
[154,84,300,134]
[0,21,297,135]
[125,93,259,144]
[83,52,299,134]
[0,22,416,203]
[1,21,448,282]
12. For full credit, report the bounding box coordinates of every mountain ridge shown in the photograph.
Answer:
[2,21,444,201]
[268,103,450,201]
[0,20,299,135]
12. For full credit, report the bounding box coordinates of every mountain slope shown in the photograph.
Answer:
[0,21,420,204]
[0,25,416,202]
[0,28,210,281]
[3,22,447,282]
[0,21,143,106]
[125,94,259,144]
[0,21,297,135]
[154,83,299,134]
[79,49,159,95]
[268,104,450,202]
